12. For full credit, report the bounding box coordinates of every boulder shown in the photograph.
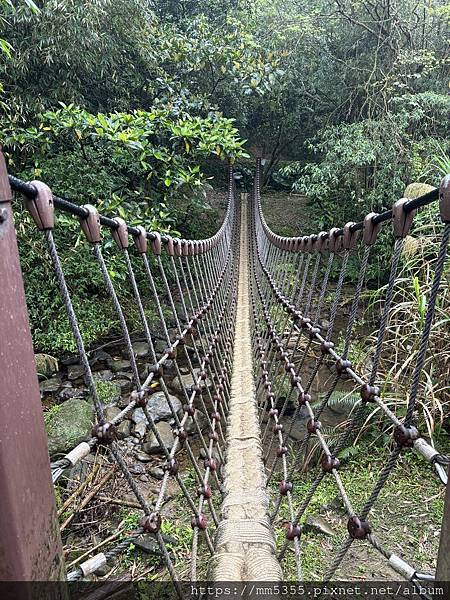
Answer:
[142,421,174,454]
[35,354,59,380]
[44,398,93,456]
[132,392,182,424]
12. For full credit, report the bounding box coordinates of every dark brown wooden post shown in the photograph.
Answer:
[0,150,66,588]
[436,465,450,580]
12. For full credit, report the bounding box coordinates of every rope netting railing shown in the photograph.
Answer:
[250,157,450,584]
[1,152,240,591]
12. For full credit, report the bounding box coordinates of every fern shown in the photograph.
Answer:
[311,390,360,411]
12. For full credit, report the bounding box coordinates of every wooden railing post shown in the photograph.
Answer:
[0,150,66,588]
[436,464,450,580]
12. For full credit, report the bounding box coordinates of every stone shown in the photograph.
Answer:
[304,515,336,536]
[135,451,152,463]
[115,371,133,381]
[132,341,150,358]
[404,182,436,199]
[67,364,85,381]
[35,354,59,380]
[104,405,121,422]
[142,421,174,454]
[320,319,331,330]
[91,350,113,364]
[133,534,161,555]
[115,379,133,394]
[58,387,85,402]
[45,398,93,456]
[40,378,62,394]
[108,358,131,373]
[148,466,165,480]
[134,421,147,438]
[129,462,146,475]
[168,370,201,396]
[132,392,182,424]
[185,410,209,434]
[116,420,132,439]
[153,339,167,355]
[93,369,114,382]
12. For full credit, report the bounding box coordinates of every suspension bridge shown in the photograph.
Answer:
[0,149,449,596]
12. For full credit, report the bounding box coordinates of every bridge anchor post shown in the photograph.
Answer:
[436,464,450,580]
[0,150,67,594]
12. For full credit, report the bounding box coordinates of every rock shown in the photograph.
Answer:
[153,339,167,355]
[35,354,59,380]
[108,358,131,373]
[148,466,165,480]
[40,378,62,394]
[45,398,93,456]
[142,421,174,454]
[185,410,209,434]
[132,341,149,358]
[93,369,114,382]
[104,405,121,422]
[133,421,147,438]
[57,387,85,402]
[67,364,85,381]
[304,515,336,536]
[115,378,133,394]
[129,462,146,475]
[133,534,161,555]
[91,350,113,365]
[404,182,436,199]
[61,355,80,367]
[132,392,182,424]
[115,371,133,380]
[135,451,153,463]
[168,370,201,396]
[320,319,331,330]
[116,420,132,439]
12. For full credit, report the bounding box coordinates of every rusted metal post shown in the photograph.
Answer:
[436,464,450,580]
[0,150,66,587]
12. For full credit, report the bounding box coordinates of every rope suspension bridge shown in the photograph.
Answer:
[0,148,449,597]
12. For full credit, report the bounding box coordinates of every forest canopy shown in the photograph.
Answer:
[0,0,449,351]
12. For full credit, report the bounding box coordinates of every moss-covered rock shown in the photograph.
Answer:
[92,380,122,404]
[35,353,59,380]
[404,182,436,199]
[44,398,93,456]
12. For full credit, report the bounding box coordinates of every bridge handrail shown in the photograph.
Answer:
[254,155,447,250]
[8,167,235,251]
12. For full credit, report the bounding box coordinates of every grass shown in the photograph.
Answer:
[271,442,446,580]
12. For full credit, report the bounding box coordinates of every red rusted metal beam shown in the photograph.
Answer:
[436,464,450,580]
[0,149,66,587]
